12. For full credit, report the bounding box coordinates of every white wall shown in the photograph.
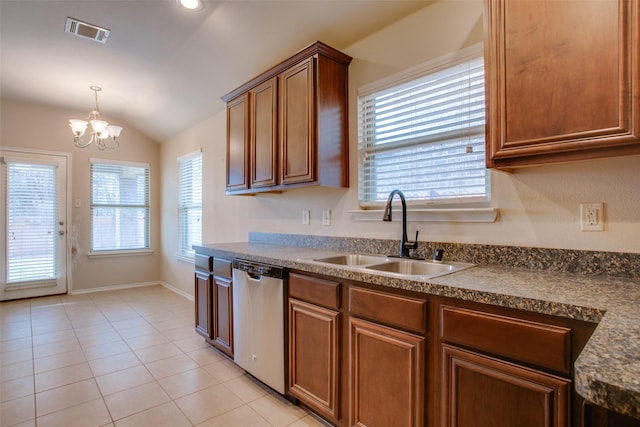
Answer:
[1,98,162,292]
[160,0,640,297]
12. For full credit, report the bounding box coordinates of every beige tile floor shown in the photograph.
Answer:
[0,285,328,427]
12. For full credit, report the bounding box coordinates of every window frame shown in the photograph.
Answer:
[177,149,202,260]
[357,43,489,209]
[89,158,151,255]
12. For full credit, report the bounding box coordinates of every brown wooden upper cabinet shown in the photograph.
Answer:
[484,0,640,170]
[222,41,352,195]
[225,93,250,191]
[250,78,278,189]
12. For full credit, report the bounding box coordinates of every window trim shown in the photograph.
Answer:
[87,249,154,258]
[89,158,151,253]
[176,149,202,260]
[357,43,489,210]
[348,207,498,223]
[358,43,484,100]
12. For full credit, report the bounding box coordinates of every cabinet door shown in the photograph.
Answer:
[350,317,425,427]
[212,275,233,357]
[194,271,212,338]
[280,57,315,185]
[288,298,340,422]
[485,0,640,167]
[251,77,278,188]
[442,344,569,427]
[226,93,250,191]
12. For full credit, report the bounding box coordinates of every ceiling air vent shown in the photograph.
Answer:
[65,17,110,44]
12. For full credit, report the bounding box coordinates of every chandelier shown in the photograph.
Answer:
[69,86,123,150]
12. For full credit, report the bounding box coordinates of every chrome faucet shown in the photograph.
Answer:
[383,189,419,258]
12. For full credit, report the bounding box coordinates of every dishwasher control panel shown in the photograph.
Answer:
[232,259,287,279]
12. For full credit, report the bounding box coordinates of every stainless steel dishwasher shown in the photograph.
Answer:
[232,259,287,394]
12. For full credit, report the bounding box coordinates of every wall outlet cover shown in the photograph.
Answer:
[580,202,604,231]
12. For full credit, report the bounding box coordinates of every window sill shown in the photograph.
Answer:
[175,253,195,264]
[88,249,154,258]
[349,208,499,223]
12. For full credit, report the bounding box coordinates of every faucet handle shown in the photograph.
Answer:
[404,231,419,258]
[406,230,419,250]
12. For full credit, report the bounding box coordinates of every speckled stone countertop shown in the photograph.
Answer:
[193,235,640,420]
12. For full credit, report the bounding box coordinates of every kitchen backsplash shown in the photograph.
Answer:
[249,232,640,279]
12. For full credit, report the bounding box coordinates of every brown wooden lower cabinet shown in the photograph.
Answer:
[211,274,233,357]
[223,267,635,427]
[584,403,640,427]
[288,298,340,422]
[194,256,233,359]
[350,316,425,427]
[194,270,212,339]
[441,344,570,427]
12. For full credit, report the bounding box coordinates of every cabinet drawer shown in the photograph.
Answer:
[349,287,427,335]
[213,258,232,278]
[289,273,340,309]
[195,254,213,272]
[440,306,571,374]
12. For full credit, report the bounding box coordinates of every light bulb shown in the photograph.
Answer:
[177,0,203,11]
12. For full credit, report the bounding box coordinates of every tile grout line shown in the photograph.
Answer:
[4,288,319,427]
[68,295,117,426]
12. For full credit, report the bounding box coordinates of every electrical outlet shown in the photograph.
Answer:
[580,203,604,231]
[322,210,331,226]
[302,210,310,225]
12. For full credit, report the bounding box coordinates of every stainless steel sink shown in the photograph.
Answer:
[307,253,474,279]
[365,259,475,278]
[312,254,390,266]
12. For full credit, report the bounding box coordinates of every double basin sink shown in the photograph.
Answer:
[307,253,475,279]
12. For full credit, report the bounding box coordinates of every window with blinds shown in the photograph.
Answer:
[178,150,202,258]
[6,161,57,283]
[90,159,150,252]
[357,44,488,206]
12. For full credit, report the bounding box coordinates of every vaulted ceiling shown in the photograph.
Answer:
[0,0,431,142]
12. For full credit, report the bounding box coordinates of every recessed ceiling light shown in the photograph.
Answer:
[176,0,203,11]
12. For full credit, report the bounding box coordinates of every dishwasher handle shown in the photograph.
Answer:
[247,272,263,281]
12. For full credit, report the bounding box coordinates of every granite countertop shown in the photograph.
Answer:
[194,240,640,420]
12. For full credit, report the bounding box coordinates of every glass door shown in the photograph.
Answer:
[1,150,69,301]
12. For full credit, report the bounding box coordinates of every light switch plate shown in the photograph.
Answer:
[322,210,331,226]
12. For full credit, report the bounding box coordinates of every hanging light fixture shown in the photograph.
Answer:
[69,86,123,150]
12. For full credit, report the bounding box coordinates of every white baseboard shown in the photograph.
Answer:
[71,281,160,295]
[71,281,194,302]
[158,281,194,301]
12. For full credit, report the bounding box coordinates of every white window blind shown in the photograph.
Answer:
[5,161,57,283]
[178,150,202,257]
[358,44,488,206]
[90,160,150,252]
